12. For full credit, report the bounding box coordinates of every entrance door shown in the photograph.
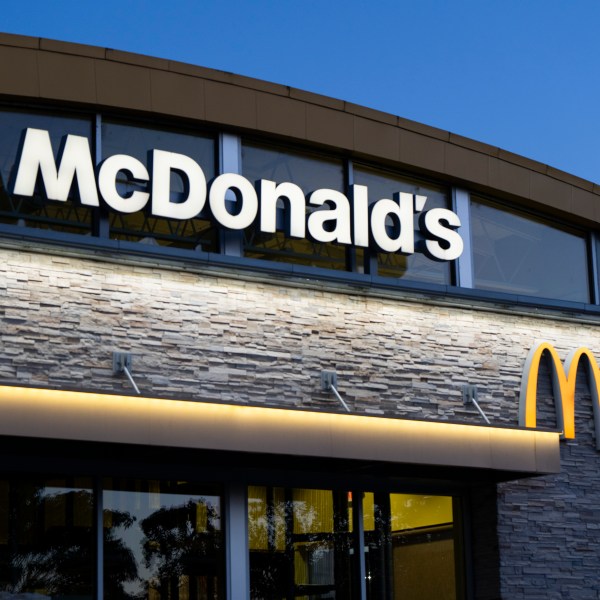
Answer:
[248,486,358,599]
[363,492,459,600]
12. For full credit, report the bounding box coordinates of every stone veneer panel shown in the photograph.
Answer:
[497,370,600,599]
[1,246,599,426]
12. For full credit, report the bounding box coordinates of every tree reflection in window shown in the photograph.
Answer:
[103,479,223,600]
[248,486,357,599]
[104,508,140,598]
[0,478,94,598]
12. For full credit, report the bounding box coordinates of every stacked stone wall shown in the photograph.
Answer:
[2,247,599,425]
[497,368,600,599]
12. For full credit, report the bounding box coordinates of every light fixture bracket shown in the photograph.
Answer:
[320,370,350,412]
[112,351,141,395]
[321,370,338,391]
[462,384,491,425]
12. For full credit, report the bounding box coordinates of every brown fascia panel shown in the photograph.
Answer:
[0,32,598,225]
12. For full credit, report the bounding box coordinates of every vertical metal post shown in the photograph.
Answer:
[346,160,377,275]
[352,491,368,600]
[346,160,359,272]
[219,133,244,256]
[359,166,378,277]
[93,114,110,238]
[95,478,104,600]
[452,188,473,288]
[226,483,249,600]
[588,232,600,304]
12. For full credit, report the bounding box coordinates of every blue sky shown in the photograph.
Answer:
[3,1,600,184]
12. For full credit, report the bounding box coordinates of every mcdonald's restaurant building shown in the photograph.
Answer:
[1,31,600,600]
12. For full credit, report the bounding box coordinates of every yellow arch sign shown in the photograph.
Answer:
[519,342,600,449]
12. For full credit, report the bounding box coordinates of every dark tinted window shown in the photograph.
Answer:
[103,478,224,599]
[242,143,347,270]
[102,121,217,251]
[0,477,94,598]
[248,486,357,599]
[471,199,590,302]
[353,165,451,284]
[0,109,94,234]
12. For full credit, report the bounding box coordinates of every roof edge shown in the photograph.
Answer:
[0,31,598,216]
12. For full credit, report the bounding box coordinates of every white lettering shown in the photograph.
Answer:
[209,173,258,230]
[420,208,463,261]
[13,128,99,206]
[151,150,207,220]
[98,155,150,213]
[370,193,414,253]
[11,128,464,263]
[259,179,306,238]
[350,184,369,248]
[307,189,351,244]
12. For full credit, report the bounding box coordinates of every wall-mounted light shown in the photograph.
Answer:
[321,370,351,412]
[112,352,141,395]
[462,384,490,424]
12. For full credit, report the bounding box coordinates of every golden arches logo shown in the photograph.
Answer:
[519,342,600,449]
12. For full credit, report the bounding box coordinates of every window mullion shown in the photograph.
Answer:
[589,232,600,304]
[353,490,368,600]
[95,477,104,600]
[453,188,473,288]
[219,133,243,256]
[93,114,110,238]
[226,483,249,600]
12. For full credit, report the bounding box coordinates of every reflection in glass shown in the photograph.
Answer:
[364,492,458,600]
[102,122,218,251]
[0,109,94,233]
[0,477,94,597]
[353,165,451,284]
[471,199,590,302]
[241,143,348,271]
[103,478,223,599]
[248,486,357,599]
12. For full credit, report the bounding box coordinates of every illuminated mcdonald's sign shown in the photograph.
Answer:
[519,342,600,449]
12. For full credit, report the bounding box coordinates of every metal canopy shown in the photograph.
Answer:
[0,385,560,477]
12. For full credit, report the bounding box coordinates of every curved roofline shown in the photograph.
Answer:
[0,31,598,226]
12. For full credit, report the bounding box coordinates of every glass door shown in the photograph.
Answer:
[363,492,460,600]
[248,486,358,599]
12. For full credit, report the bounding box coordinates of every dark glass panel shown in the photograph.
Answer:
[103,478,224,600]
[248,486,357,599]
[0,477,94,598]
[0,108,94,233]
[471,199,590,302]
[102,122,218,251]
[243,144,344,196]
[353,165,451,284]
[595,236,600,301]
[364,492,458,600]
[241,143,347,270]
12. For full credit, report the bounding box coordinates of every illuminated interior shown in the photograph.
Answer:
[248,487,458,599]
